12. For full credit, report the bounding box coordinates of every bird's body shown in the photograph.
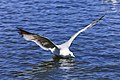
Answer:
[18,16,104,58]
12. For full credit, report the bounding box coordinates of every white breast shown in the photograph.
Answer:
[59,48,70,57]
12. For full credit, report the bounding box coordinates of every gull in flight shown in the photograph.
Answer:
[18,16,104,58]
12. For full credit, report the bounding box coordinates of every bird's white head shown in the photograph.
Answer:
[60,48,75,58]
[58,45,75,58]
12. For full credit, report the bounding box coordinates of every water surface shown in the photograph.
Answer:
[0,0,120,80]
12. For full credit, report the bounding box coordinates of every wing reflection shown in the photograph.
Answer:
[29,58,75,80]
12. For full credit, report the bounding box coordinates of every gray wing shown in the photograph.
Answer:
[17,28,58,51]
[61,16,104,48]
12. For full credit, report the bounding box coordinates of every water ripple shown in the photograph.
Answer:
[0,0,120,80]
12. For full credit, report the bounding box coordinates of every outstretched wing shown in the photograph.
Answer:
[61,16,104,48]
[17,28,58,51]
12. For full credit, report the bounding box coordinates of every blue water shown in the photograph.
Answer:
[0,0,120,80]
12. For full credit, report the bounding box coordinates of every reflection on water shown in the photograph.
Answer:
[103,0,118,4]
[10,58,76,80]
[30,58,75,80]
[102,0,119,14]
[111,0,118,3]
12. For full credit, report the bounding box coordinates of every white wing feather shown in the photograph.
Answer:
[61,16,104,48]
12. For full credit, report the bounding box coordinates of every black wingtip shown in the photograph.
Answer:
[95,15,105,23]
[16,27,32,36]
[99,15,105,20]
[16,27,24,31]
[16,27,23,34]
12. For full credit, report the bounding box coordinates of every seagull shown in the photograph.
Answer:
[17,16,104,58]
